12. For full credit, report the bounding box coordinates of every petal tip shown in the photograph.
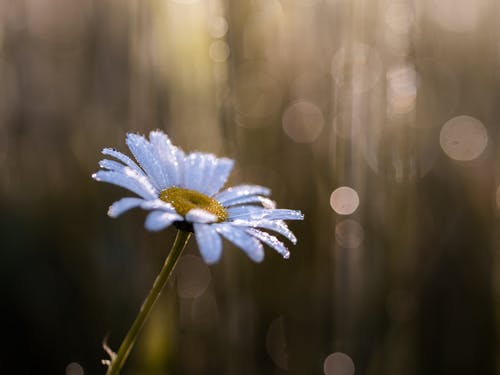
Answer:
[203,256,220,265]
[107,207,118,218]
[125,132,144,144]
[186,208,218,224]
[254,254,265,263]
[101,147,116,155]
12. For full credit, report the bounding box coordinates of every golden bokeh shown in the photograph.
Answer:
[1,0,499,373]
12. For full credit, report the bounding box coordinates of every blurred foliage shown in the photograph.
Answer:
[1,0,499,374]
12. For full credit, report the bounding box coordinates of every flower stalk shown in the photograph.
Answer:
[105,230,191,375]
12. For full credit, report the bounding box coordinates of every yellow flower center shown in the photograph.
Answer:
[160,186,228,222]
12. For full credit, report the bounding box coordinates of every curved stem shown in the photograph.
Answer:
[106,230,191,375]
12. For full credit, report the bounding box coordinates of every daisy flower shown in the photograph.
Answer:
[92,130,303,263]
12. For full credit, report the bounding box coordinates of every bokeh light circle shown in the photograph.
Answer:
[176,255,211,299]
[335,219,364,249]
[439,115,488,161]
[209,41,230,62]
[282,100,324,143]
[330,186,360,215]
[209,16,228,38]
[65,362,84,375]
[323,352,355,375]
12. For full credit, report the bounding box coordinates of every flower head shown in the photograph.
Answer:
[93,131,303,263]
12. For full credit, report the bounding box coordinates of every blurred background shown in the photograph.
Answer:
[1,0,499,374]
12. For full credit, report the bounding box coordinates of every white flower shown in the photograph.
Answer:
[93,131,303,264]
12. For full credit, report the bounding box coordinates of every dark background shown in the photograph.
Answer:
[1,0,499,374]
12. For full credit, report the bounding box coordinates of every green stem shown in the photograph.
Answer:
[105,230,191,375]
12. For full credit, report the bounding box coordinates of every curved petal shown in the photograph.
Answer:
[183,152,209,191]
[140,199,177,212]
[222,195,276,209]
[96,162,157,198]
[108,197,145,218]
[149,131,184,187]
[246,228,290,259]
[183,154,234,196]
[228,207,303,221]
[102,148,144,176]
[193,223,223,264]
[226,206,266,219]
[175,147,186,190]
[214,185,271,204]
[258,209,304,221]
[185,208,218,224]
[205,158,234,196]
[92,170,157,200]
[144,211,181,231]
[215,224,264,262]
[99,159,138,174]
[231,219,297,244]
[126,133,168,190]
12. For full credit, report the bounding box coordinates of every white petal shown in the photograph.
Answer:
[205,158,234,196]
[193,223,223,264]
[185,208,218,223]
[140,199,177,212]
[186,155,234,196]
[222,195,276,209]
[92,170,157,200]
[246,228,290,259]
[108,197,145,218]
[183,152,208,191]
[144,211,181,231]
[189,154,218,194]
[96,162,157,198]
[215,224,264,262]
[228,207,304,221]
[231,219,297,244]
[175,148,186,188]
[126,133,168,190]
[214,185,271,204]
[102,148,144,176]
[149,131,184,186]
[258,209,304,221]
[99,159,133,173]
[226,206,266,219]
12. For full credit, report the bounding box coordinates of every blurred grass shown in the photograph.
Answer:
[1,0,499,374]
